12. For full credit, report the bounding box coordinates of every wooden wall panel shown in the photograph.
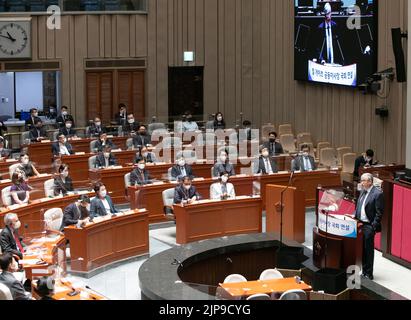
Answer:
[10,0,407,164]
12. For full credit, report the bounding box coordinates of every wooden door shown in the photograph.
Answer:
[86,71,113,124]
[117,70,145,121]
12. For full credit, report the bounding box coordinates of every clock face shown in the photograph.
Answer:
[0,20,31,59]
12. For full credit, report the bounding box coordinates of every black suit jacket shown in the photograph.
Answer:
[170,165,194,180]
[51,142,74,156]
[263,141,284,156]
[173,185,201,204]
[59,127,77,138]
[130,169,152,186]
[88,124,107,138]
[256,156,279,174]
[0,271,30,300]
[60,203,89,230]
[25,116,41,130]
[354,156,376,179]
[132,134,152,148]
[95,154,118,168]
[29,128,48,142]
[53,176,74,196]
[0,226,23,259]
[90,196,118,218]
[355,187,384,233]
[0,121,7,137]
[56,114,75,128]
[123,122,140,135]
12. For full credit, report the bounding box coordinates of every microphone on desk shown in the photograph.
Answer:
[171,258,183,267]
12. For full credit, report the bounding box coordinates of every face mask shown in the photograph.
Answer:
[302,152,309,157]
[50,109,55,113]
[220,156,227,162]
[66,123,72,129]
[100,190,107,198]
[139,131,146,136]
[138,164,146,170]
[184,185,191,190]
[142,152,148,158]
[262,151,269,157]
[13,221,21,230]
[217,117,223,121]
[33,112,39,117]
[128,119,135,124]
[221,176,229,183]
[178,160,186,167]
[22,159,29,165]
[104,153,110,158]
[36,125,43,129]
[95,122,101,127]
[187,117,193,122]
[269,138,276,143]
[62,171,69,178]
[62,111,68,116]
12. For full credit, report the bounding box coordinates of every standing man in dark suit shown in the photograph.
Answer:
[263,132,284,156]
[0,253,31,300]
[291,144,317,172]
[29,119,48,142]
[25,108,40,130]
[95,146,118,168]
[170,156,195,181]
[132,125,152,148]
[60,195,91,231]
[173,176,201,204]
[90,183,119,218]
[354,149,377,181]
[130,157,153,186]
[355,173,384,280]
[52,133,74,157]
[56,106,75,128]
[0,213,25,259]
[254,147,278,174]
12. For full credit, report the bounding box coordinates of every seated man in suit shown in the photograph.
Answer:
[182,112,199,132]
[291,144,317,172]
[52,133,74,157]
[263,132,284,156]
[90,183,119,219]
[56,106,75,128]
[135,146,158,164]
[60,195,91,231]
[95,146,118,168]
[132,125,152,148]
[173,176,201,204]
[17,154,40,179]
[170,156,195,181]
[0,137,11,159]
[130,157,153,186]
[354,149,377,181]
[88,117,107,138]
[25,108,41,131]
[210,171,236,200]
[53,164,74,196]
[213,150,236,177]
[254,146,279,175]
[0,253,31,300]
[59,120,77,138]
[355,173,384,280]
[123,114,140,136]
[95,132,116,152]
[29,119,48,143]
[0,213,25,259]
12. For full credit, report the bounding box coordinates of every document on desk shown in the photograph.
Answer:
[75,152,86,155]
[19,259,41,265]
[0,179,11,183]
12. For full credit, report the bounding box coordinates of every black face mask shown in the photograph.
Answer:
[269,138,276,143]
[140,131,146,136]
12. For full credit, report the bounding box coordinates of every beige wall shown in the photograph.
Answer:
[5,0,408,164]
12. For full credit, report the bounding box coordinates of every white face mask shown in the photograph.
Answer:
[128,119,135,124]
[178,160,186,167]
[95,122,101,127]
[221,176,229,183]
[302,152,309,157]
[13,220,21,230]
[33,112,39,117]
[262,151,269,158]
[104,152,110,158]
[62,171,69,178]
[100,190,107,198]
[66,123,72,129]
[22,158,29,165]
[184,184,191,190]
[220,156,227,162]
[138,164,146,170]
[62,111,68,116]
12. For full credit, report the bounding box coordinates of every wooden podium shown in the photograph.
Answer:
[265,185,305,243]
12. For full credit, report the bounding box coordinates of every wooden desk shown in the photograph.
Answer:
[359,164,406,179]
[21,232,66,281]
[64,209,149,275]
[32,279,106,300]
[174,197,262,244]
[0,159,18,177]
[70,136,128,153]
[0,192,94,235]
[219,277,312,299]
[128,175,255,223]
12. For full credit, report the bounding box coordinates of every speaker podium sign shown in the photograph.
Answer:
[318,212,358,239]
[308,60,357,87]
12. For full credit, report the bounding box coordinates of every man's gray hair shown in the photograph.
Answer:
[4,213,17,226]
[361,173,374,183]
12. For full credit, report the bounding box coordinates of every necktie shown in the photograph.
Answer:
[356,191,368,218]
[271,143,274,154]
[265,158,270,173]
[140,170,145,184]
[221,183,227,195]
[13,232,23,253]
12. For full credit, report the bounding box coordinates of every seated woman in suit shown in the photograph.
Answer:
[17,154,40,179]
[10,172,30,205]
[130,157,153,186]
[212,150,236,177]
[95,146,118,168]
[134,146,158,164]
[173,176,201,205]
[90,183,119,219]
[53,164,74,196]
[170,156,195,181]
[210,171,236,200]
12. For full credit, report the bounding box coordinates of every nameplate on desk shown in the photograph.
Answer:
[40,140,51,143]
[107,135,114,138]
[7,204,23,210]
[75,152,86,155]
[109,166,123,169]
[152,181,165,185]
[0,179,11,184]
[5,159,16,163]
[278,171,289,174]
[193,178,205,181]
[111,149,123,153]
[234,174,247,178]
